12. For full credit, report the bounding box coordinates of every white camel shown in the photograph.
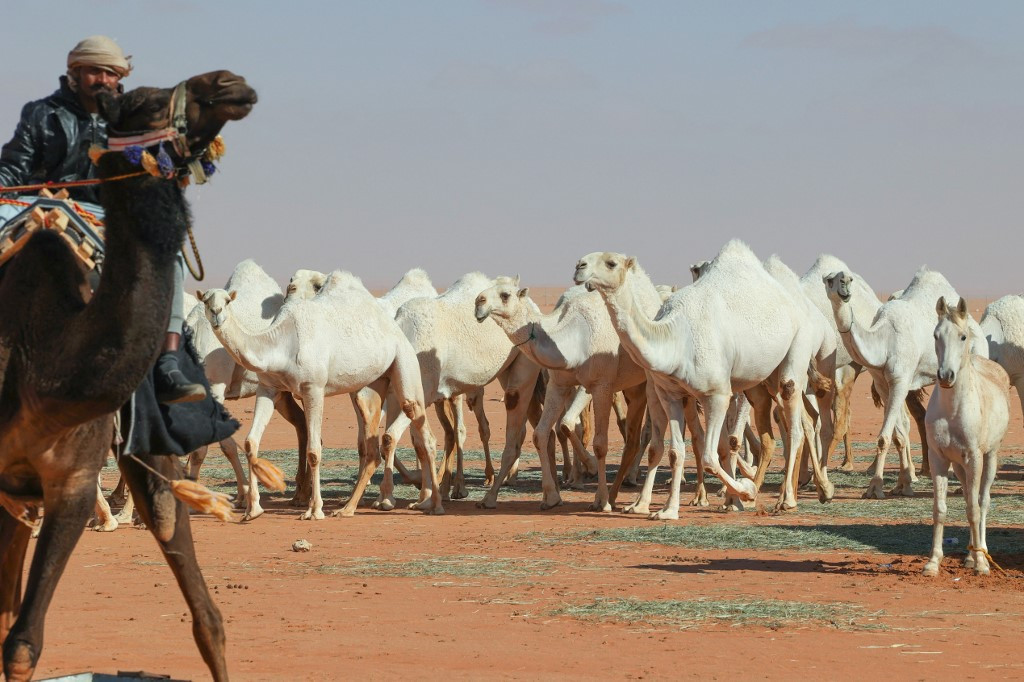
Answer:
[923,297,1010,577]
[824,266,988,499]
[980,294,1024,421]
[474,281,649,511]
[185,260,312,521]
[202,270,443,519]
[381,272,542,506]
[577,242,835,518]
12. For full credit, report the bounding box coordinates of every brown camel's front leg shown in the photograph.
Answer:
[274,391,310,507]
[0,513,31,643]
[118,452,227,681]
[905,389,930,477]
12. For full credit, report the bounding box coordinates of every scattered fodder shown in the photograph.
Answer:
[315,554,558,581]
[552,597,883,631]
[526,522,1024,556]
[797,493,1024,525]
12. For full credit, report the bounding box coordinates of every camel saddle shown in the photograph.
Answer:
[0,188,105,273]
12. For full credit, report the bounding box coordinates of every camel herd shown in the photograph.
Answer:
[90,239,1020,581]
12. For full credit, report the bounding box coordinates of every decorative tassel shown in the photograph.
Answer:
[169,479,236,522]
[206,135,226,161]
[122,145,143,165]
[250,458,287,492]
[201,160,217,177]
[88,145,108,165]
[178,175,191,188]
[156,142,174,177]
[140,151,161,177]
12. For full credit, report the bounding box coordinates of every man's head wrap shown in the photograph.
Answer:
[67,35,132,78]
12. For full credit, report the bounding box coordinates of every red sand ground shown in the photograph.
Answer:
[32,294,1024,681]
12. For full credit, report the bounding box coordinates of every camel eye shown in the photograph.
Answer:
[500,292,509,302]
[961,334,967,341]
[606,260,616,268]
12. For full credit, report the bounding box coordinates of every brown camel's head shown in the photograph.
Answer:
[934,296,972,388]
[475,277,524,323]
[823,271,854,304]
[97,70,257,158]
[574,251,634,293]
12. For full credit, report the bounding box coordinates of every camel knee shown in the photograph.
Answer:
[504,390,520,410]
[781,379,796,401]
[401,399,424,420]
[306,450,321,469]
[728,435,740,452]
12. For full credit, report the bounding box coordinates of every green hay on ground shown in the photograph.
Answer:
[552,597,883,631]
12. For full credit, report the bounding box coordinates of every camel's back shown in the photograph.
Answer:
[981,295,1024,383]
[225,260,285,328]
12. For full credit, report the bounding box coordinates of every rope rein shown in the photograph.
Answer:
[514,323,537,348]
[967,545,1006,574]
[182,221,205,281]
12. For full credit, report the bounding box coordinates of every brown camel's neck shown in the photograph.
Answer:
[51,165,189,422]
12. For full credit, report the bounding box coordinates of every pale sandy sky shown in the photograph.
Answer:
[3,1,1022,296]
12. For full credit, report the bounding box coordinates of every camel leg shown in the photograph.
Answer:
[433,400,458,501]
[0,513,31,642]
[337,384,385,517]
[478,363,542,508]
[865,379,912,500]
[3,433,105,681]
[699,393,756,502]
[186,445,209,485]
[559,387,596,489]
[611,390,628,441]
[624,382,666,516]
[607,383,648,508]
[109,474,128,506]
[92,476,119,532]
[650,395,688,520]
[681,398,708,506]
[922,442,949,576]
[466,388,493,487]
[386,350,443,514]
[217,438,249,508]
[747,385,778,495]
[118,453,227,681]
[240,386,277,521]
[830,366,857,471]
[533,383,573,510]
[962,450,985,574]
[299,387,327,520]
[448,395,470,500]
[905,389,930,478]
[587,387,617,512]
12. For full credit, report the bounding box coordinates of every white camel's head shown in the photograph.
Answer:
[474,277,524,323]
[573,252,635,293]
[934,296,972,389]
[286,269,327,300]
[823,271,854,305]
[197,288,237,329]
[689,260,711,282]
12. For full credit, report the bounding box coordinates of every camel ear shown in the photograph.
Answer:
[229,290,238,302]
[626,257,636,271]
[956,297,968,317]
[195,289,205,301]
[513,274,521,287]
[518,287,529,299]
[936,296,948,316]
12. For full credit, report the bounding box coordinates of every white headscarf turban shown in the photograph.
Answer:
[67,35,132,78]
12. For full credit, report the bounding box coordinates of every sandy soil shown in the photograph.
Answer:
[32,294,1024,681]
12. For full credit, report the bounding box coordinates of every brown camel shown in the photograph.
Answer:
[0,70,256,681]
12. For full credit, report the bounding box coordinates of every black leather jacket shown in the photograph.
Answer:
[0,76,109,204]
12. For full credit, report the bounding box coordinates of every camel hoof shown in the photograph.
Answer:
[889,482,915,498]
[476,498,497,510]
[818,481,835,503]
[539,498,564,511]
[623,503,650,515]
[963,555,976,569]
[300,509,325,521]
[922,561,939,577]
[427,506,446,516]
[372,497,396,511]
[862,479,886,500]
[837,461,854,472]
[589,501,612,513]
[774,500,797,512]
[649,509,678,521]
[483,476,495,488]
[736,479,757,502]
[331,508,356,518]
[688,495,709,507]
[241,507,264,522]
[451,486,469,500]
[92,519,119,532]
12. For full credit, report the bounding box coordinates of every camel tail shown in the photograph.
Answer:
[808,362,833,398]
[870,381,883,409]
